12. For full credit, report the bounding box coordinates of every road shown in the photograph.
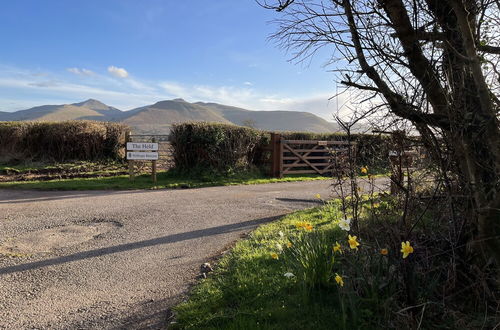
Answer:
[0,179,387,329]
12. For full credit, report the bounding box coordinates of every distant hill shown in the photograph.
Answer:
[1,98,339,134]
[0,99,123,122]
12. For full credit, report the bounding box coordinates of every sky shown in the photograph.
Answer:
[0,0,344,120]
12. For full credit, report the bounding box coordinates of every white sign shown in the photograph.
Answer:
[126,142,159,151]
[127,152,159,160]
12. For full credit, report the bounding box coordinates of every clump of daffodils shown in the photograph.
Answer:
[295,222,313,231]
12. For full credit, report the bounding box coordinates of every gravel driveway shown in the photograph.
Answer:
[0,179,387,329]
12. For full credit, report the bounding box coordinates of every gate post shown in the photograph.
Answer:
[270,133,283,178]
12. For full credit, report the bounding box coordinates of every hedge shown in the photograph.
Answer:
[0,121,129,163]
[170,122,391,173]
[170,122,266,173]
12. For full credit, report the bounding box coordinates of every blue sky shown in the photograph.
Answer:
[0,1,342,120]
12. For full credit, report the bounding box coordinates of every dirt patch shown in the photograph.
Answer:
[0,222,120,255]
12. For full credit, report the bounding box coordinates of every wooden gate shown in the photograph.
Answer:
[270,133,355,178]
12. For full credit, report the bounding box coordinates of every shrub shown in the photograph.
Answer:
[170,122,265,174]
[0,121,128,163]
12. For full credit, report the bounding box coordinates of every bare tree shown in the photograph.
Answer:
[260,0,500,262]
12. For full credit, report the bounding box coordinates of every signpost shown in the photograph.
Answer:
[125,133,159,183]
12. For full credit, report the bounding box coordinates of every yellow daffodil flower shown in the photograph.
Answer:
[335,273,344,287]
[401,241,414,259]
[361,166,368,174]
[270,252,279,259]
[380,248,388,255]
[315,193,321,199]
[333,242,343,254]
[348,235,360,250]
[286,242,292,248]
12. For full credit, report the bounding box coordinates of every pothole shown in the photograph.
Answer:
[0,222,119,255]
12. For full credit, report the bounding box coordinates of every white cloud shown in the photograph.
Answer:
[243,81,253,86]
[107,66,129,78]
[67,67,95,76]
[159,81,188,97]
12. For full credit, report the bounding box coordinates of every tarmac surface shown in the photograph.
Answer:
[0,179,387,329]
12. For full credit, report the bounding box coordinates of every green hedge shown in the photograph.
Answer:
[170,122,266,174]
[0,121,129,163]
[170,122,390,174]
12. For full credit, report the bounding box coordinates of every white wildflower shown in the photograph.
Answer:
[284,272,295,278]
[338,218,351,231]
[278,231,284,238]
[276,243,283,252]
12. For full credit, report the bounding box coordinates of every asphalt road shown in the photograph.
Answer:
[0,179,387,329]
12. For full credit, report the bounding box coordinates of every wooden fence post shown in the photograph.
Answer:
[270,133,283,178]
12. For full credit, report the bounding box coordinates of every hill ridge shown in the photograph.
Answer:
[0,99,339,134]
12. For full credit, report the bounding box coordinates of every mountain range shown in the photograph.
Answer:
[0,98,339,134]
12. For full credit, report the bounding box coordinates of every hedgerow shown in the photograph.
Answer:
[170,122,391,173]
[0,121,128,163]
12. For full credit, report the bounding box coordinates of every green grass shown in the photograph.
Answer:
[0,161,125,174]
[0,170,330,190]
[172,206,346,329]
[172,194,494,329]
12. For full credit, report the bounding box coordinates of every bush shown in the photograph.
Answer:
[0,121,128,163]
[170,122,266,174]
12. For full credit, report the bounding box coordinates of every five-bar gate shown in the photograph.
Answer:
[270,133,355,178]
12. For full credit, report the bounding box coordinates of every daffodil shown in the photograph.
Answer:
[295,222,306,229]
[286,242,292,248]
[296,222,313,231]
[401,241,414,259]
[338,218,351,231]
[373,202,381,208]
[271,252,279,260]
[315,193,321,199]
[333,242,343,254]
[361,166,368,174]
[284,272,295,278]
[335,273,344,287]
[348,235,360,250]
[380,248,388,255]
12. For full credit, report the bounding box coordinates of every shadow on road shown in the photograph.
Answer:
[275,197,323,205]
[0,188,176,204]
[0,215,281,276]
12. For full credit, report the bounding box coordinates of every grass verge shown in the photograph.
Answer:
[172,205,345,329]
[173,196,496,329]
[0,170,330,190]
